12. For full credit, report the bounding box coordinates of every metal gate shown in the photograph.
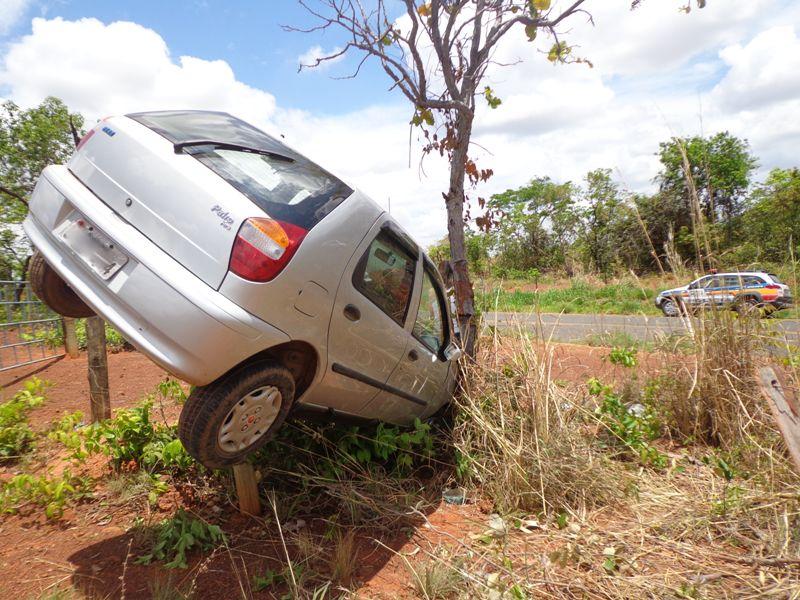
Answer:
[0,280,64,372]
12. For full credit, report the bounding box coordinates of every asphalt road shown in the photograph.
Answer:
[484,311,800,345]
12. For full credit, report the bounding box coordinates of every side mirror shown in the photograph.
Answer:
[443,342,463,362]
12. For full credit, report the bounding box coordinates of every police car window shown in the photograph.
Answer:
[723,275,740,287]
[744,275,764,286]
[698,277,715,289]
[768,273,782,284]
[353,231,416,326]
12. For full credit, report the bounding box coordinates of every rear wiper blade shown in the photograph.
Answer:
[173,140,294,162]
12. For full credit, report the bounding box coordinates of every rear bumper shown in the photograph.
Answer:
[24,165,290,385]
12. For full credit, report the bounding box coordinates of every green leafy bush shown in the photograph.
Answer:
[0,471,92,519]
[90,401,194,472]
[589,378,666,468]
[0,377,48,459]
[135,509,226,569]
[607,346,637,368]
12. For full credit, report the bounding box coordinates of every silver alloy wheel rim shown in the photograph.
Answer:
[663,299,678,317]
[217,385,282,452]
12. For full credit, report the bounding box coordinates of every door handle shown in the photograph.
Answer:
[408,349,419,362]
[343,304,361,322]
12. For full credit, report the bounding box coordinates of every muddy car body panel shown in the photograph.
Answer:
[24,111,459,466]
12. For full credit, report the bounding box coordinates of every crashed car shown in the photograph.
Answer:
[654,271,792,317]
[23,110,461,468]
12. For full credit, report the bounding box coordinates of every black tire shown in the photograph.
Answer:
[28,251,94,318]
[735,296,762,318]
[660,297,680,317]
[178,361,295,469]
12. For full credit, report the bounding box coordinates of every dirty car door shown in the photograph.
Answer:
[312,219,417,416]
[363,260,454,424]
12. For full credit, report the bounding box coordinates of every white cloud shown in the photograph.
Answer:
[0,17,276,125]
[0,0,30,35]
[1,5,799,246]
[297,44,345,71]
[712,25,800,112]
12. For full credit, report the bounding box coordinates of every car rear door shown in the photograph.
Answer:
[362,259,454,424]
[309,217,419,416]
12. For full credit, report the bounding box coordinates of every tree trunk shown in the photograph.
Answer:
[445,112,478,357]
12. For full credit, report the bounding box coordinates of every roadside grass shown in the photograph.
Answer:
[477,280,661,315]
[4,313,800,598]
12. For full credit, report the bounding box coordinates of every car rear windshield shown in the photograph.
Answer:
[128,111,353,230]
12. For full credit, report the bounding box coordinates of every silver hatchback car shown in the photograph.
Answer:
[23,110,460,468]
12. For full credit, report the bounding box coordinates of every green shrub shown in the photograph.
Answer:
[589,378,666,468]
[0,471,92,519]
[0,377,48,459]
[90,400,194,473]
[135,509,226,569]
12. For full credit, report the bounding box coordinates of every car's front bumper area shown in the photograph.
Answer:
[768,296,794,310]
[24,166,290,385]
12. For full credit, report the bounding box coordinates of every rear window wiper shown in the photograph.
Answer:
[173,140,295,162]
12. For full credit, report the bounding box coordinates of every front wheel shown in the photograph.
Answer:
[178,361,295,469]
[660,297,680,317]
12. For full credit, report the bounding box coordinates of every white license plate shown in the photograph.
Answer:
[55,214,129,280]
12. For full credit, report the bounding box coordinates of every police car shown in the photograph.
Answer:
[655,271,793,317]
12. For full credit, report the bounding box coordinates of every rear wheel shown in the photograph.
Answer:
[28,251,94,318]
[178,361,295,469]
[735,296,763,318]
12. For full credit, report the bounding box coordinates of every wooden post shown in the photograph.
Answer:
[232,463,261,516]
[758,366,800,473]
[86,316,110,422]
[62,317,79,358]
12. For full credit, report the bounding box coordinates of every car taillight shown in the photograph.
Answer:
[76,129,96,150]
[229,217,307,282]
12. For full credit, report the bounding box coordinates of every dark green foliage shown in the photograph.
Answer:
[135,509,225,569]
[0,97,84,278]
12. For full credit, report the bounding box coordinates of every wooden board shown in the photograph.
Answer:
[758,366,800,473]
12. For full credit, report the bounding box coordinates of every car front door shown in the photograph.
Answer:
[309,218,419,416]
[687,276,712,306]
[362,260,456,424]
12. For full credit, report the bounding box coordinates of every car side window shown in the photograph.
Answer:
[413,268,446,354]
[744,275,764,287]
[723,275,740,287]
[353,231,416,326]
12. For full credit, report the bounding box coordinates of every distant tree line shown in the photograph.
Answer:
[430,132,800,279]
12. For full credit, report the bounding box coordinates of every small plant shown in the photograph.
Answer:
[91,401,195,473]
[607,346,637,368]
[0,377,48,459]
[136,509,225,569]
[410,557,466,599]
[157,378,187,404]
[48,411,90,461]
[0,471,92,519]
[589,378,666,468]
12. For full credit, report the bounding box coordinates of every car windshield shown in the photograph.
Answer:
[768,273,783,284]
[128,111,353,230]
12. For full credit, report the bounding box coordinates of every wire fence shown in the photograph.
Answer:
[0,280,64,372]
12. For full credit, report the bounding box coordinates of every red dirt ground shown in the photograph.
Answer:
[0,344,667,599]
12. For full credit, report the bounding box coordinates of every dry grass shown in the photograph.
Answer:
[439,319,800,598]
[453,328,624,516]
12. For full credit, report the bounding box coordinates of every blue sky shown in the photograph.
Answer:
[0,0,798,244]
[4,0,400,114]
